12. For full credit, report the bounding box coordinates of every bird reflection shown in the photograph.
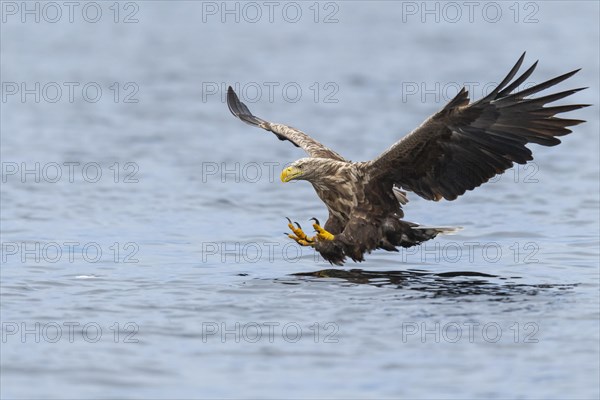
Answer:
[282,269,576,298]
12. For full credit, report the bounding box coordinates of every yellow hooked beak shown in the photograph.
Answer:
[280,166,302,182]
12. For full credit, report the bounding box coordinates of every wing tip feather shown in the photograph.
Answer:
[227,85,267,128]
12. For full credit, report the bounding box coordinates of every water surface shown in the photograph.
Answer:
[1,1,599,399]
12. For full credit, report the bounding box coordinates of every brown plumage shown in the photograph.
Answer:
[227,53,589,265]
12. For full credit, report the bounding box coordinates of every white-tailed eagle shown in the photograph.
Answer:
[227,53,588,265]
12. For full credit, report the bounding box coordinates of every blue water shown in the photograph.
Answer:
[1,1,599,399]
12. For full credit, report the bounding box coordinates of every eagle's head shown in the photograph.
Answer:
[280,158,344,183]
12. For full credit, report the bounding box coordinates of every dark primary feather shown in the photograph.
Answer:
[227,86,346,161]
[367,52,589,201]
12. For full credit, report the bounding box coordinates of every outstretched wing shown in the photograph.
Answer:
[366,53,589,201]
[227,86,346,161]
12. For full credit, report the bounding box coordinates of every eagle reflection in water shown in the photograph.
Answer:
[282,269,576,298]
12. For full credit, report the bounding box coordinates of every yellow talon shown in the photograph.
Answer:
[311,218,335,241]
[286,218,314,247]
[286,217,334,246]
[286,218,310,241]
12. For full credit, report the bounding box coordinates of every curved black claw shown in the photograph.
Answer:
[286,217,292,224]
[294,222,302,229]
[310,217,320,226]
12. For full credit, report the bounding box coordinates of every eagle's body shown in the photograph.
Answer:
[309,160,364,223]
[227,53,588,265]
